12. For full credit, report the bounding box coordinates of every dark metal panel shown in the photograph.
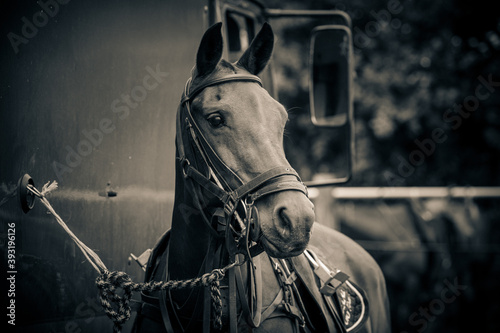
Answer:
[0,0,208,331]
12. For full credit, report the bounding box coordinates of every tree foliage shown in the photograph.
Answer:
[265,0,500,186]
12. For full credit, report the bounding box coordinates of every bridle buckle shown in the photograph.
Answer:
[181,158,191,179]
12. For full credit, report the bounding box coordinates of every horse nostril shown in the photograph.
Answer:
[276,207,292,238]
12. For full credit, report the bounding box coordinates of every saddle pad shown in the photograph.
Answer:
[334,280,369,332]
[294,249,369,333]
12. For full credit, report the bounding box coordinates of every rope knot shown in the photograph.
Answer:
[26,180,233,333]
[211,268,226,281]
[96,270,138,333]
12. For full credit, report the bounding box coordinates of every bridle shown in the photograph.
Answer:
[160,70,307,332]
[176,72,309,264]
[173,71,311,330]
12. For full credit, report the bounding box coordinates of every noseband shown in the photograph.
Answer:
[176,72,308,261]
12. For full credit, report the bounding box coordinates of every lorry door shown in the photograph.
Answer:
[216,2,355,186]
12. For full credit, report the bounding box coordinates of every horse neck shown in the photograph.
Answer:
[166,152,255,327]
[168,157,213,280]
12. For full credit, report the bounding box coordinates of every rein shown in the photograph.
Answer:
[172,72,309,330]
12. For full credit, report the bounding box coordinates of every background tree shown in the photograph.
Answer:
[264,0,500,186]
[263,1,500,332]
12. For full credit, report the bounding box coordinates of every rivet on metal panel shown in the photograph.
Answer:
[98,181,117,197]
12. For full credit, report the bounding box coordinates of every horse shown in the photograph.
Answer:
[132,22,390,333]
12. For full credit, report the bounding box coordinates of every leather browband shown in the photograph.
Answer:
[181,74,263,104]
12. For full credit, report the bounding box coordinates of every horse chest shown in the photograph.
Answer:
[218,253,332,333]
[137,232,363,333]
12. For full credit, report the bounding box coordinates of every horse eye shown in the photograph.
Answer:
[207,114,225,128]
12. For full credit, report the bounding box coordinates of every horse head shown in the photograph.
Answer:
[136,22,390,333]
[177,22,315,259]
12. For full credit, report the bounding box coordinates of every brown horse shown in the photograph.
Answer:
[133,22,390,333]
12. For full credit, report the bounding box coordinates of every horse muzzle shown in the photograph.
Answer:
[256,190,315,258]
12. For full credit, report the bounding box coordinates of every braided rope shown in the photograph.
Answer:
[26,181,231,333]
[96,269,225,333]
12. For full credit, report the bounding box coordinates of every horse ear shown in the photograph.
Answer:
[237,22,274,75]
[196,22,223,77]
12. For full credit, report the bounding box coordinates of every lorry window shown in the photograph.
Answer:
[225,10,256,61]
[221,4,275,96]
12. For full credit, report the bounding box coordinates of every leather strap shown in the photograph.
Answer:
[232,166,304,201]
[234,259,263,328]
[324,295,347,333]
[203,237,217,333]
[159,245,176,333]
[185,175,225,239]
[159,291,176,333]
[249,179,308,202]
[228,266,238,333]
[184,101,244,190]
[182,74,263,103]
[260,288,284,322]
[184,165,231,204]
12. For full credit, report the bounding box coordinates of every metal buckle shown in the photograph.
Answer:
[239,197,260,243]
[181,158,191,179]
[319,271,349,296]
[304,250,349,296]
[248,205,260,242]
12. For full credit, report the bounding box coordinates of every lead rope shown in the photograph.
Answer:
[27,181,235,333]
